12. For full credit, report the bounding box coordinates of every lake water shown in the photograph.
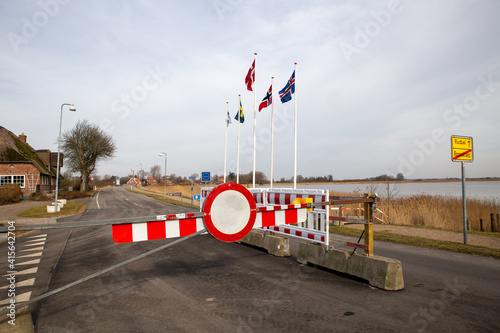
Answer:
[266,181,500,200]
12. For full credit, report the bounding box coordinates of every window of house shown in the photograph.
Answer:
[0,175,26,188]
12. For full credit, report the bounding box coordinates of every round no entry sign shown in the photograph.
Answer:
[202,183,256,242]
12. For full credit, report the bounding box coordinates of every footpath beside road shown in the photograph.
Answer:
[343,223,500,249]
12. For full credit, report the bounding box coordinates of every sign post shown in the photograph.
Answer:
[451,135,473,245]
[189,176,196,205]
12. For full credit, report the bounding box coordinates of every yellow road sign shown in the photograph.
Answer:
[451,135,473,162]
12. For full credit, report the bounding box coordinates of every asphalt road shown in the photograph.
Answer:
[2,187,500,332]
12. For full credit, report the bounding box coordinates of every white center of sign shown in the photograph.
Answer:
[209,189,250,235]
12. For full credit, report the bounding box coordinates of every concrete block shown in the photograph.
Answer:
[238,230,290,257]
[263,233,290,257]
[297,242,404,291]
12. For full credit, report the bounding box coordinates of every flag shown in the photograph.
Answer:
[235,101,245,123]
[245,60,255,91]
[279,70,295,103]
[226,111,232,127]
[258,84,272,112]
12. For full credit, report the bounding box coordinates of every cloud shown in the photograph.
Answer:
[0,0,499,180]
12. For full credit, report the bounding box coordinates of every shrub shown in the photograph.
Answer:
[0,184,23,205]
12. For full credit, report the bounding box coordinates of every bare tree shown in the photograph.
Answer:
[61,120,116,191]
[149,165,162,181]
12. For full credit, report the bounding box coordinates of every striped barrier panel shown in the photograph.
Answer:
[199,186,330,246]
[199,187,215,210]
[249,188,267,207]
[266,225,325,243]
[260,188,330,247]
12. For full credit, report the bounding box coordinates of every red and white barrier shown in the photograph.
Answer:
[112,214,205,243]
[112,199,309,244]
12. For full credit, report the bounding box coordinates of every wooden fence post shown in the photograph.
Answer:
[480,219,484,232]
[491,213,496,233]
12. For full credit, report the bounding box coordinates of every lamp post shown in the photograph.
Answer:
[54,103,76,212]
[137,163,142,184]
[159,152,167,198]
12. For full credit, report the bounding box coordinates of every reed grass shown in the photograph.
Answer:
[377,195,499,232]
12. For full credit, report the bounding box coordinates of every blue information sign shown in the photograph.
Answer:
[201,172,210,182]
[193,195,201,201]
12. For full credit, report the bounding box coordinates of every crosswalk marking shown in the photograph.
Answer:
[21,246,44,252]
[17,251,43,259]
[23,241,45,246]
[0,292,32,306]
[17,258,41,266]
[3,267,38,276]
[0,233,47,310]
[0,278,35,289]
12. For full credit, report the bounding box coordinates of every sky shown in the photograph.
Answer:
[1,0,499,181]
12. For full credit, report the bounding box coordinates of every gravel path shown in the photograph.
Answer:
[343,223,500,249]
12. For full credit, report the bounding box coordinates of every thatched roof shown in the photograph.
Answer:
[0,126,56,176]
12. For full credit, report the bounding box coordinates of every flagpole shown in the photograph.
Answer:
[224,101,228,183]
[237,94,241,184]
[252,52,257,188]
[270,77,275,189]
[293,62,297,190]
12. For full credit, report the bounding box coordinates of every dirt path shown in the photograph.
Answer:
[343,223,500,249]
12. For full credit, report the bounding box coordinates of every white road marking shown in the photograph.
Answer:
[21,246,44,252]
[28,234,47,239]
[17,252,42,259]
[0,278,35,289]
[3,267,38,276]
[23,241,45,246]
[0,291,32,306]
[17,259,41,266]
[96,190,101,209]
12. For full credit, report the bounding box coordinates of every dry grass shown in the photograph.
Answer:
[330,191,500,232]
[17,202,88,218]
[377,195,500,232]
[143,184,203,198]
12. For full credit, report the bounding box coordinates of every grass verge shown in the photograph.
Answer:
[330,226,500,259]
[17,202,88,218]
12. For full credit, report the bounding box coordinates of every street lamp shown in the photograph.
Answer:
[54,103,76,212]
[137,163,142,182]
[159,152,167,198]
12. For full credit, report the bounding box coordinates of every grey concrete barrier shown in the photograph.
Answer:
[297,242,404,291]
[238,230,291,257]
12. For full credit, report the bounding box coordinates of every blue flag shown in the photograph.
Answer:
[279,70,295,103]
[235,101,245,123]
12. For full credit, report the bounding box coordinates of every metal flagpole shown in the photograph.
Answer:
[270,77,275,189]
[293,62,298,190]
[252,53,257,188]
[224,102,229,183]
[237,95,241,184]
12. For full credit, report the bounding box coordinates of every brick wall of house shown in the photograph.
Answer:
[0,163,54,196]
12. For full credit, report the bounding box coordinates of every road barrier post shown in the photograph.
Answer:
[363,194,375,256]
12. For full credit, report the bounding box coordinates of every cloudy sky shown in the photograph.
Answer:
[1,0,499,181]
